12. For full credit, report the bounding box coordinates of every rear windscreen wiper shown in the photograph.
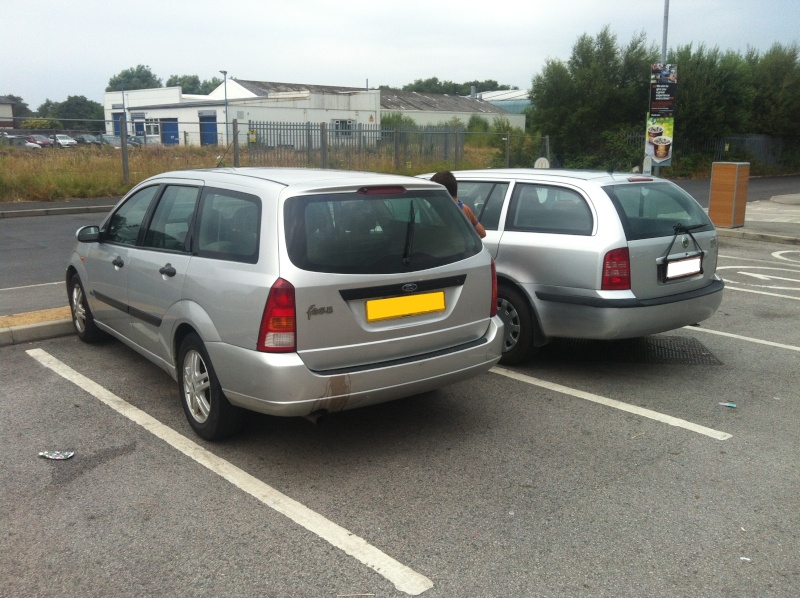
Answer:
[673,223,706,233]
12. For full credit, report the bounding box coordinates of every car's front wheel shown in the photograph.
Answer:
[496,284,534,365]
[68,274,104,343]
[178,333,244,441]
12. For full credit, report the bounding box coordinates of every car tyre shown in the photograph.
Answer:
[68,274,105,343]
[178,333,244,441]
[497,284,534,365]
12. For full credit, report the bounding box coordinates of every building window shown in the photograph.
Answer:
[145,119,160,136]
[332,119,354,137]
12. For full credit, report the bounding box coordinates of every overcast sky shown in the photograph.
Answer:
[3,0,798,110]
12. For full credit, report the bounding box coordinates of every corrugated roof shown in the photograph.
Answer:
[379,90,510,114]
[235,80,365,96]
[232,80,511,114]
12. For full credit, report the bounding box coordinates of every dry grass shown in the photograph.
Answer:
[0,144,503,202]
[0,306,71,327]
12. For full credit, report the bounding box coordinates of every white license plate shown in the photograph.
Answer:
[666,256,702,280]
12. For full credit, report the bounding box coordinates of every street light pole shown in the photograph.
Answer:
[219,70,228,146]
[654,0,669,177]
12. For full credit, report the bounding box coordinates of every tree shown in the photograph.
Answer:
[53,96,105,130]
[381,77,515,95]
[668,44,752,145]
[746,43,800,140]
[106,65,162,91]
[166,74,223,95]
[529,26,657,166]
[2,94,33,118]
[37,99,59,117]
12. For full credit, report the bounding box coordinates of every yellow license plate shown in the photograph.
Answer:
[366,292,446,322]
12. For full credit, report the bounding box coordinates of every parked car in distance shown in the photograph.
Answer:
[75,133,100,145]
[98,134,131,148]
[1,135,42,150]
[67,168,503,440]
[50,134,78,148]
[419,169,723,365]
[28,134,54,148]
[129,134,162,147]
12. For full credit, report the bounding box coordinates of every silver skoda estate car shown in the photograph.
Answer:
[67,168,503,439]
[421,169,723,365]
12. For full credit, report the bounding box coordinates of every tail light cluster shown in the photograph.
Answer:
[602,248,631,290]
[258,278,296,352]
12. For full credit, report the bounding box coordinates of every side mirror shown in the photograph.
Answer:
[77,225,100,243]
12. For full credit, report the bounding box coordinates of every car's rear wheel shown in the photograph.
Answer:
[178,333,244,441]
[68,274,104,343]
[497,284,534,365]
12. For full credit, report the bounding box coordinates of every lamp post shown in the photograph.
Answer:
[219,70,228,145]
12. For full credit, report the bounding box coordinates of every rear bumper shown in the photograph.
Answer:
[206,315,504,417]
[534,278,724,339]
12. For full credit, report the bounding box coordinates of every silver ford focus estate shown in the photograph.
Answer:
[67,168,503,439]
[421,169,723,365]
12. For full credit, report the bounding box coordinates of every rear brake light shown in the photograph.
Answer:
[490,260,498,317]
[602,248,631,290]
[627,177,654,182]
[258,278,296,352]
[356,186,406,195]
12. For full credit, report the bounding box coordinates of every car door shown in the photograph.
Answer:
[82,185,161,338]
[454,179,511,259]
[126,183,202,363]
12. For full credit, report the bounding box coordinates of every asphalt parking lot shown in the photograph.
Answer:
[2,236,799,597]
[2,180,799,596]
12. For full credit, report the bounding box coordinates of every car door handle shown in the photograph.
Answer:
[112,256,124,268]
[159,263,177,277]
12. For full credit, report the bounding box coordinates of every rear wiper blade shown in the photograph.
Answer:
[402,201,416,266]
[673,223,706,233]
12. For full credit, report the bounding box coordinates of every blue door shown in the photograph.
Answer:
[199,115,218,146]
[112,113,124,135]
[161,119,179,145]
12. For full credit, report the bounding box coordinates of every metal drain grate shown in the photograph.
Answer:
[543,335,722,365]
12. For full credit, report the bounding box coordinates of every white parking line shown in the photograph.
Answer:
[721,284,800,302]
[684,325,800,352]
[491,367,732,441]
[26,348,433,596]
[0,281,61,292]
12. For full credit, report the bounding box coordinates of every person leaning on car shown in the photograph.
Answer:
[431,170,486,238]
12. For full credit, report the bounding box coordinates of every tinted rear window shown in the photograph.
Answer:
[285,190,483,273]
[603,182,714,240]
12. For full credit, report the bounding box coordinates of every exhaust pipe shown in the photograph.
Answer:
[303,410,329,425]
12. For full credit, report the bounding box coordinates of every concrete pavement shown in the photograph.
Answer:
[2,191,799,347]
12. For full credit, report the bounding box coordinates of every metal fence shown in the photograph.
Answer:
[3,114,795,177]
[245,122,467,170]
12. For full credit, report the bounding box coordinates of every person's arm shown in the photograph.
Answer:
[462,204,486,238]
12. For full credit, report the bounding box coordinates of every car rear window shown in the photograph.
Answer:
[284,189,483,273]
[603,182,714,240]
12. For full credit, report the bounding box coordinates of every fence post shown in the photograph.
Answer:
[394,129,400,170]
[505,135,511,168]
[320,122,328,168]
[119,115,129,185]
[232,119,240,167]
[545,135,551,163]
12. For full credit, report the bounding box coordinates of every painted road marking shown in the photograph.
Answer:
[26,348,433,596]
[721,285,800,301]
[684,326,800,352]
[491,366,732,441]
[1,281,61,291]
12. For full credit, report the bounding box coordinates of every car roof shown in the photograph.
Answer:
[145,167,445,193]
[422,168,666,185]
